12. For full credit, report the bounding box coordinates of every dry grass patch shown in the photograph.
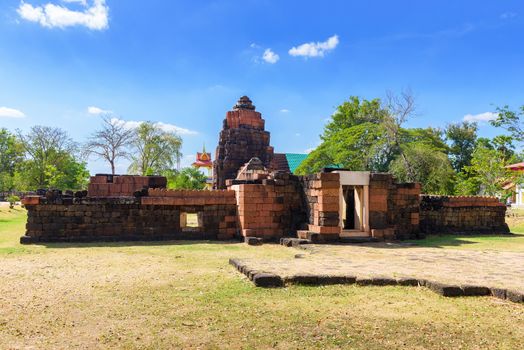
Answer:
[1,209,524,349]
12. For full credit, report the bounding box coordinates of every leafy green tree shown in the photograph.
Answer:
[491,105,524,142]
[322,96,388,140]
[296,97,394,174]
[297,92,456,195]
[16,126,88,190]
[445,121,477,172]
[164,167,207,190]
[389,143,454,194]
[455,143,512,196]
[128,122,182,176]
[296,122,389,174]
[0,128,24,192]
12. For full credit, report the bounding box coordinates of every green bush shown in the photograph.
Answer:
[6,195,20,209]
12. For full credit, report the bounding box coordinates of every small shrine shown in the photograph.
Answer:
[192,144,213,189]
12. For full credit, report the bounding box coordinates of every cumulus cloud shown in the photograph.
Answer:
[17,0,109,30]
[87,106,111,115]
[110,118,198,136]
[463,112,499,122]
[0,107,26,118]
[289,35,339,58]
[280,109,290,113]
[262,48,279,64]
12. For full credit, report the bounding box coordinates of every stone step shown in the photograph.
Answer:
[280,237,311,247]
[296,230,309,239]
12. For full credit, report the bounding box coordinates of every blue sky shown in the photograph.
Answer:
[1,0,523,174]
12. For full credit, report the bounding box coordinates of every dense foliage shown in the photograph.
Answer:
[297,95,524,197]
[127,122,182,176]
[0,127,89,192]
[163,167,208,190]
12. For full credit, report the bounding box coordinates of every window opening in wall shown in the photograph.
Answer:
[180,212,203,231]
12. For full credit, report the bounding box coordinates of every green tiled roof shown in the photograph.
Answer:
[285,153,309,173]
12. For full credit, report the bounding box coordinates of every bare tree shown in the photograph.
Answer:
[84,115,135,175]
[382,89,418,181]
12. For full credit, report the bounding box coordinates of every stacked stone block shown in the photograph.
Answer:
[369,173,421,240]
[300,172,341,241]
[231,171,306,241]
[388,183,422,239]
[368,173,390,236]
[21,190,237,243]
[420,195,509,234]
[88,175,166,197]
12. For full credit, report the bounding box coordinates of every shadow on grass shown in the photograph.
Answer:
[327,233,524,250]
[34,239,244,250]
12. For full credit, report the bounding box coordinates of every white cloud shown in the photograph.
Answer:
[295,133,301,137]
[289,35,339,58]
[500,12,517,20]
[17,0,109,30]
[280,109,290,113]
[0,107,26,118]
[62,0,87,5]
[304,147,315,154]
[463,112,499,122]
[87,106,111,115]
[262,48,279,64]
[110,118,198,136]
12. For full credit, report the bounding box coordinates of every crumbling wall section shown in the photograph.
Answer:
[231,172,306,241]
[420,195,509,235]
[88,175,166,197]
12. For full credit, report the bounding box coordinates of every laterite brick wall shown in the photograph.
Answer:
[22,190,237,243]
[231,172,306,241]
[420,195,509,234]
[88,175,167,197]
[368,174,421,240]
[300,172,341,241]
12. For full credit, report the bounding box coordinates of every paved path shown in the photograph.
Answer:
[240,243,524,292]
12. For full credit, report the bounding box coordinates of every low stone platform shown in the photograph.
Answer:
[229,243,524,304]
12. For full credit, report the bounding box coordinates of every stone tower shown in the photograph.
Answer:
[213,96,274,189]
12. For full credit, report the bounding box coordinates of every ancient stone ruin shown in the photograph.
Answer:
[21,96,510,244]
[213,96,274,189]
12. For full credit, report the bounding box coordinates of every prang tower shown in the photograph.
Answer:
[213,96,274,189]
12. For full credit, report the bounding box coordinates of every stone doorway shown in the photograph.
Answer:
[335,171,371,237]
[342,185,365,232]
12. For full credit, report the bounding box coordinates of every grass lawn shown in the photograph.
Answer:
[0,207,523,349]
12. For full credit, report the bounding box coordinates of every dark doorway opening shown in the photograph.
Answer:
[343,187,355,230]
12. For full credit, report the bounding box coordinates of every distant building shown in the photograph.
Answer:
[506,162,524,207]
[270,153,309,174]
[192,145,213,190]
